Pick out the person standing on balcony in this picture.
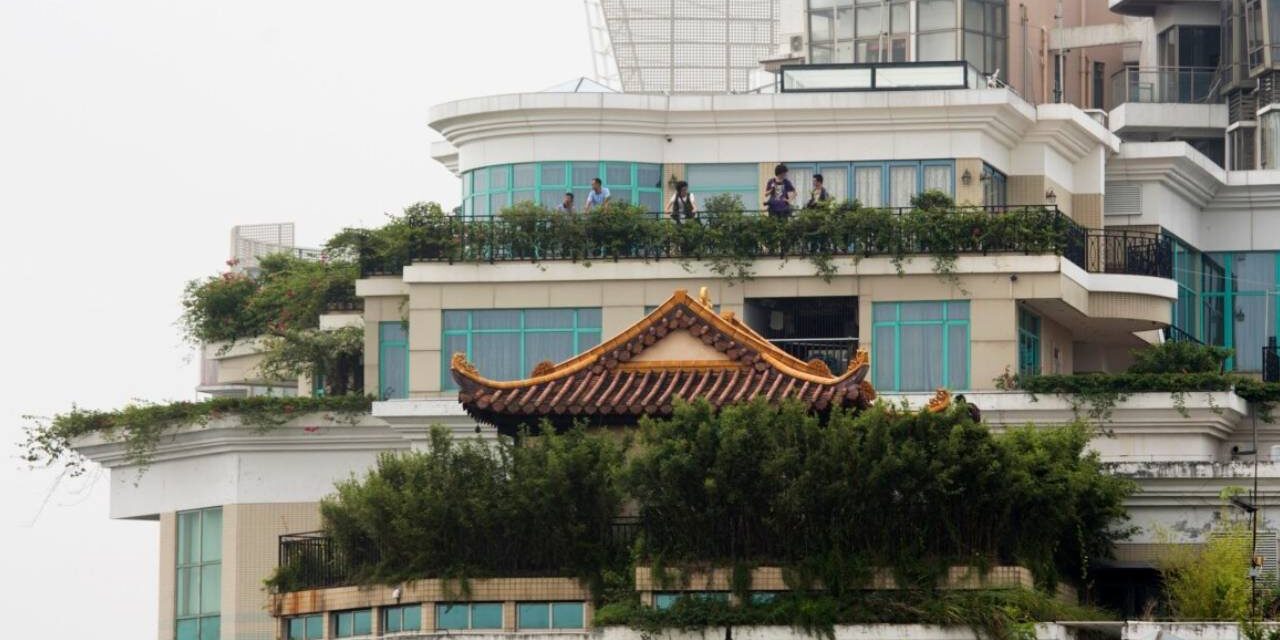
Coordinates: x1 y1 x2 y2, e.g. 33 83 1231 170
554 192 575 214
806 174 831 209
764 163 796 218
584 177 611 213
668 180 697 222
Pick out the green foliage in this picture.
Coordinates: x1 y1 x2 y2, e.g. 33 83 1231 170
257 326 365 396
344 200 1072 283
20 395 372 475
180 253 359 345
1129 341 1232 374
593 589 1108 640
1157 500 1256 620
624 399 1134 591
307 426 625 589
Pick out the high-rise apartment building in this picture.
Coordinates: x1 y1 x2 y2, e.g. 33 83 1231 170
57 1 1280 638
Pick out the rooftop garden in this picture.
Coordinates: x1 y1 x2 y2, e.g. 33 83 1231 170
270 398 1130 638
334 194 1170 281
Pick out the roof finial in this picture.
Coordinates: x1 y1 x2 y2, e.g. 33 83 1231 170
698 286 713 308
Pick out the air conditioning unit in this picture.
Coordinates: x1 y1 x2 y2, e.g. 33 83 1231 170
790 35 804 53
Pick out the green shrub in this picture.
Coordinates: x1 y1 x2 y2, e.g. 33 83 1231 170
624 399 1134 591
315 426 625 587
1129 340 1233 374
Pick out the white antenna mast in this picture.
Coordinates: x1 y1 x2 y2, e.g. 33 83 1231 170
583 0 622 90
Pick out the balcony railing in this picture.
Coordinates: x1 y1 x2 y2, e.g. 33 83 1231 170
277 531 364 591
1109 66 1222 110
769 337 859 373
1062 227 1172 280
360 206 1173 281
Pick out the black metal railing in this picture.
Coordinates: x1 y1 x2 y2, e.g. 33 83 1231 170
1163 325 1203 345
770 337 859 372
277 531 362 591
363 205 1174 280
1264 338 1280 383
1062 226 1172 279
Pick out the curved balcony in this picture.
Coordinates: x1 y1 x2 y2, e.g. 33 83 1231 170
357 206 1172 280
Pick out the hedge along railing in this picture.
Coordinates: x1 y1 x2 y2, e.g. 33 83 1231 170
356 204 1172 281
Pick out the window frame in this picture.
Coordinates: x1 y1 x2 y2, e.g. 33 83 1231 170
441 308 603 391
871 300 971 391
331 609 373 638
463 162 663 216
286 614 324 640
435 602 504 631
378 321 409 400
175 507 222 640
516 601 586 630
381 604 422 634
1017 308 1042 377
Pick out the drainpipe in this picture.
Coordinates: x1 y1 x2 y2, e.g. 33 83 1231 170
1041 26 1049 103
1021 4 1029 98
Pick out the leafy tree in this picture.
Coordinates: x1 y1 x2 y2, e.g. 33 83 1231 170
1157 494 1256 620
625 399 1133 592
257 326 364 396
315 426 625 587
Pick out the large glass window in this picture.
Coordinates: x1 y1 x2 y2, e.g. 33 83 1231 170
981 162 1007 207
286 614 323 640
788 160 955 208
1204 251 1278 371
437 603 503 630
332 609 372 638
872 301 970 391
378 321 409 400
1017 309 1041 377
463 162 663 215
517 602 585 630
653 592 730 610
176 507 221 640
383 605 422 634
685 163 759 209
961 0 1007 75
443 308 603 389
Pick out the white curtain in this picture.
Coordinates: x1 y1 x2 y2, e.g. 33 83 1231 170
823 167 850 201
889 165 917 208
789 166 815 204
856 167 882 207
923 165 953 195
900 325 943 391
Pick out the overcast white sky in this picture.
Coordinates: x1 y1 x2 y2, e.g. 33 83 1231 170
0 2 591 637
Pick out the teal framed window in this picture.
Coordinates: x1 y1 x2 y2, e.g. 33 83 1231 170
436 603 503 630
1205 251 1279 371
516 602 585 630
653 592 730 610
382 604 422 633
1017 309 1041 377
1170 233 1205 341
332 609 372 638
442 308 602 389
176 507 221 640
981 163 1007 207
749 592 781 604
871 301 970 391
824 160 956 208
685 163 759 209
378 322 409 400
463 162 663 215
286 614 323 640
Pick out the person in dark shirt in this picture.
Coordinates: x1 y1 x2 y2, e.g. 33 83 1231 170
806 173 831 209
763 163 796 218
668 180 697 222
